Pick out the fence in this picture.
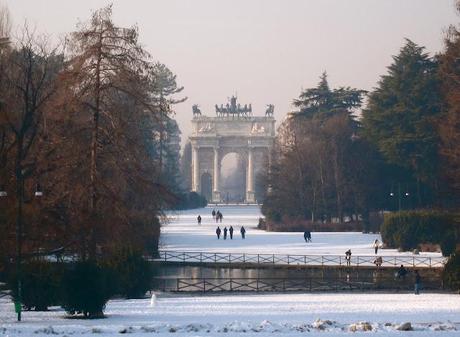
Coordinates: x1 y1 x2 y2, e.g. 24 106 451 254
153 276 442 293
155 250 446 268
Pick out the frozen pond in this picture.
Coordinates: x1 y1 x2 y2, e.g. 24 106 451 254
161 205 441 258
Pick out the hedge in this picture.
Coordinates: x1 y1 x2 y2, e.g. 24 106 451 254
381 210 458 256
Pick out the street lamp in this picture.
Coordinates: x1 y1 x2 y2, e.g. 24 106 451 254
0 182 43 321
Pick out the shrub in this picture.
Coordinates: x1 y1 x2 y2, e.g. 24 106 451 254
104 249 154 299
381 210 458 256
443 252 460 292
8 260 63 311
61 261 116 318
174 192 207 210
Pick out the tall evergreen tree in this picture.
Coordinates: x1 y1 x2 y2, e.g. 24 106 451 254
362 39 442 206
293 72 365 119
439 12 460 206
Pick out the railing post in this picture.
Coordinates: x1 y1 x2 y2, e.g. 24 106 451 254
321 255 324 267
214 253 217 263
339 255 342 266
164 251 167 262
357 256 360 267
413 256 415 267
203 278 206 293
394 256 396 266
429 257 432 268
243 253 246 263
176 278 179 292
272 254 275 264
182 252 185 262
256 278 259 292
304 255 307 265
258 254 260 264
287 255 290 265
229 253 231 264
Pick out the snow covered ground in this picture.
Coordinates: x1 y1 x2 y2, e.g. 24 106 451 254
1 292 459 336
1 205 456 336
161 206 442 258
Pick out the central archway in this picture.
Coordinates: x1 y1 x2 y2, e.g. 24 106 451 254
220 152 246 203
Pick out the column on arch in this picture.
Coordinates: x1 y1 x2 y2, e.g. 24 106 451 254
191 145 200 192
212 147 221 202
246 147 255 203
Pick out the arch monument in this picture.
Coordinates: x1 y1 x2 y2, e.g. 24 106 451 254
190 97 275 203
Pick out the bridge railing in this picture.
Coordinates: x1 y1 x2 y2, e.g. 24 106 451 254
155 250 446 268
153 276 443 293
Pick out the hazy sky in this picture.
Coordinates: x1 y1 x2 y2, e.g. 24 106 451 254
3 0 459 147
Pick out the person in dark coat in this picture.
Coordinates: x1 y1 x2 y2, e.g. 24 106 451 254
223 227 228 240
215 211 220 223
345 249 352 266
216 226 221 239
229 226 234 239
197 215 202 225
240 226 246 239
414 270 421 295
304 231 311 242
212 209 216 219
397 264 408 279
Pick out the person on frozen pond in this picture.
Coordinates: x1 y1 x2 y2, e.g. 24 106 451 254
216 226 221 239
223 227 228 240
240 226 246 239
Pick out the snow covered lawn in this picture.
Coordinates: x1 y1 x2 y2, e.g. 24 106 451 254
161 206 442 258
0 292 459 336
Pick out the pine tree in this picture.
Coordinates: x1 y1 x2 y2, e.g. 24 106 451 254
362 39 442 206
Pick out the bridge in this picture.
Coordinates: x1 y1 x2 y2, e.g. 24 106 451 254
155 250 446 269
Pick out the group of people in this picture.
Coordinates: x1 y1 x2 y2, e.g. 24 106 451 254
212 209 223 223
303 231 312 242
216 226 246 240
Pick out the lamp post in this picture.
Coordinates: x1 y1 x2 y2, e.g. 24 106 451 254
0 182 43 322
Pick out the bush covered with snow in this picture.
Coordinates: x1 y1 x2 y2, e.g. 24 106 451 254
381 210 457 256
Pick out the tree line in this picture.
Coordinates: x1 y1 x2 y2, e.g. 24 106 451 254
262 16 460 230
0 5 186 268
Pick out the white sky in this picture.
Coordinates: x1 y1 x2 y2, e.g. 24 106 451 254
3 0 459 149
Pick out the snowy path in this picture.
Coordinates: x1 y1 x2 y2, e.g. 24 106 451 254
0 293 459 336
161 206 442 258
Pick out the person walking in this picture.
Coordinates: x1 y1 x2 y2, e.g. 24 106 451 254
212 209 216 220
373 239 380 254
229 226 234 240
219 212 223 223
223 226 228 240
197 215 202 225
240 226 246 239
216 226 221 239
215 211 220 223
304 231 309 243
396 264 408 279
373 256 383 269
345 249 352 267
414 270 421 295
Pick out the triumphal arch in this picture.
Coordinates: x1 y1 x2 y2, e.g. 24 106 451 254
189 96 275 203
